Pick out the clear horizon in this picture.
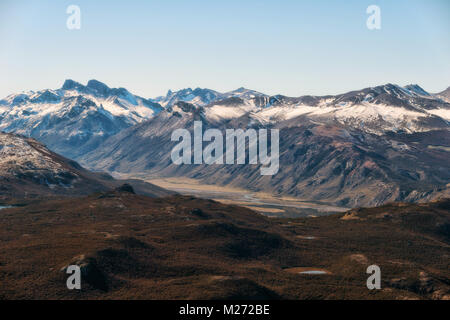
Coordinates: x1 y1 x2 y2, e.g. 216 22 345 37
1 0 449 99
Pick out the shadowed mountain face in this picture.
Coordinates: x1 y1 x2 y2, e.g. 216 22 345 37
0 194 448 300
0 132 172 202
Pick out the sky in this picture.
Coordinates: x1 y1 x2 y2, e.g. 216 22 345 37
0 0 449 99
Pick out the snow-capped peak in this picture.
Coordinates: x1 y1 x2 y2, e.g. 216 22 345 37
0 80 164 159
404 84 430 97
62 79 85 91
155 87 222 107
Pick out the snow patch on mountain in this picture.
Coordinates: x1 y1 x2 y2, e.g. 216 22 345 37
0 133 69 181
205 101 259 121
427 108 450 121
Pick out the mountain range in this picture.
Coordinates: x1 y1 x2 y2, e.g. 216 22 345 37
1 80 449 207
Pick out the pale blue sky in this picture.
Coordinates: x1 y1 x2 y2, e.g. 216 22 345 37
1 0 449 98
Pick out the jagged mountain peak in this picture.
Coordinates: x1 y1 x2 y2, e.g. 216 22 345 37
156 86 267 108
404 84 430 96
156 87 222 108
86 79 111 95
62 79 129 98
62 79 85 91
331 83 433 106
223 87 267 100
227 87 264 95
371 83 409 95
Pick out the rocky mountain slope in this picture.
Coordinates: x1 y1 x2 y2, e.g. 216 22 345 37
0 132 171 201
80 85 450 207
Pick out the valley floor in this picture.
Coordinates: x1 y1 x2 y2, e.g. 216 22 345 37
143 176 349 218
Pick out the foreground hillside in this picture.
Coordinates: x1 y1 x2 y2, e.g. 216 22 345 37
0 192 448 300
